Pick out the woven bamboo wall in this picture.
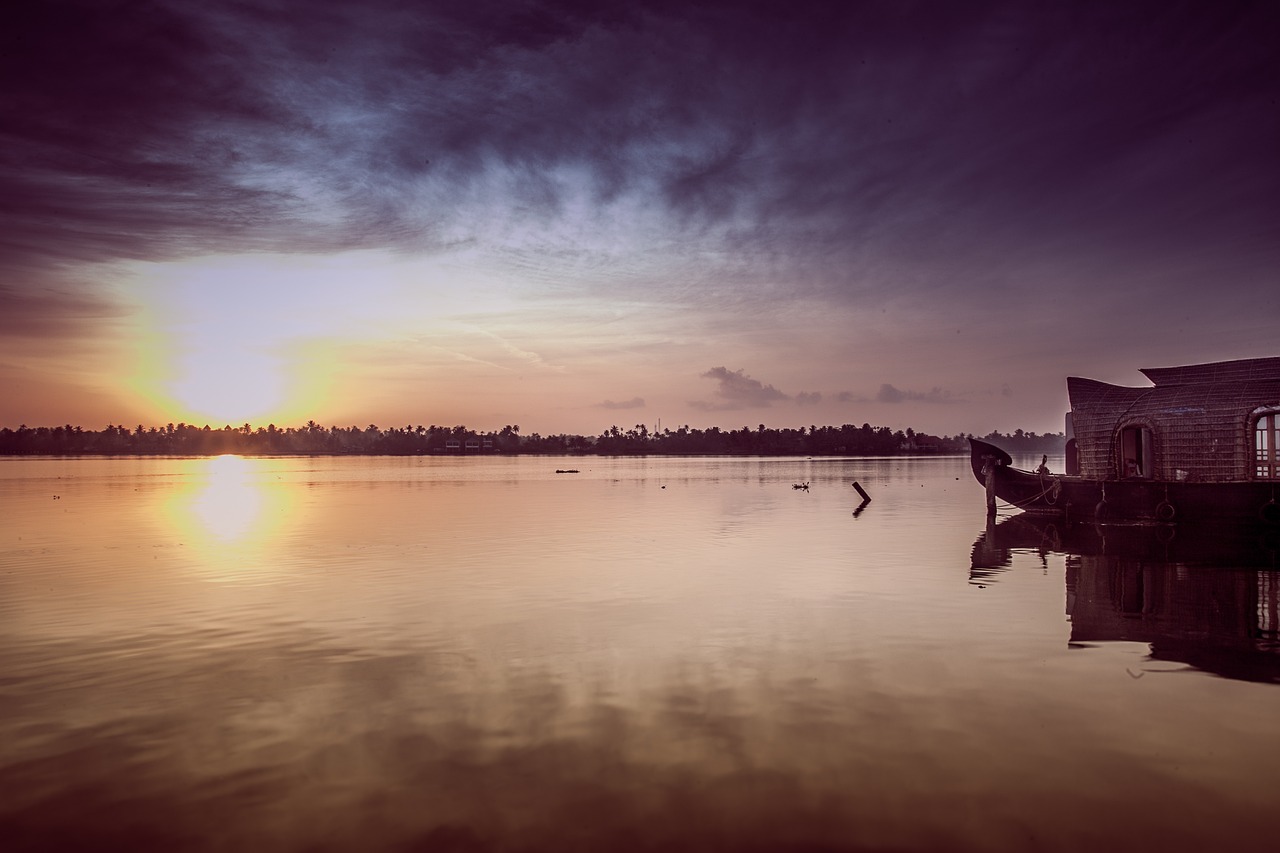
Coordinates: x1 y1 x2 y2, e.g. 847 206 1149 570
1067 374 1280 483
1067 378 1145 480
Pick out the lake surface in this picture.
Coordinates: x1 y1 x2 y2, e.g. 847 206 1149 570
2 454 1278 852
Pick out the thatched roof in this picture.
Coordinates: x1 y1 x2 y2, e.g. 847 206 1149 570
1068 358 1280 482
1140 356 1280 387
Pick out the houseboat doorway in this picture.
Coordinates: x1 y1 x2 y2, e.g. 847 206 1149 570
1119 425 1153 478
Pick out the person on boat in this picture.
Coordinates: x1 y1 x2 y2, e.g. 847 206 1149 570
1124 457 1141 477
1036 455 1050 475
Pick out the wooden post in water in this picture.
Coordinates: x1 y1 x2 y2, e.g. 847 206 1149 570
850 480 871 517
984 461 997 517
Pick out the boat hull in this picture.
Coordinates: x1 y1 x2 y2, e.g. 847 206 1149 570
969 438 1280 525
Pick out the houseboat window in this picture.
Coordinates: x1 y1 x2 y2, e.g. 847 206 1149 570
1256 413 1280 479
1119 426 1152 478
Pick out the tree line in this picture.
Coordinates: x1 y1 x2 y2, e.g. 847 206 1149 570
0 421 1065 456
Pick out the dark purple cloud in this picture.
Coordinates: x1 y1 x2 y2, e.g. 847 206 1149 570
0 286 126 339
8 2 1274 253
3 0 1278 355
694 366 788 410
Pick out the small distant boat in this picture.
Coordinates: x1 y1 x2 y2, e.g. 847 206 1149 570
970 357 1280 525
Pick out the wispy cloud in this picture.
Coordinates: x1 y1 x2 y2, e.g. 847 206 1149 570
876 384 958 405
597 397 645 410
8 0 1273 298
692 367 788 411
795 391 823 407
0 286 126 339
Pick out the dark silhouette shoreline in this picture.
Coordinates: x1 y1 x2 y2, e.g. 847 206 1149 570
0 422 1064 457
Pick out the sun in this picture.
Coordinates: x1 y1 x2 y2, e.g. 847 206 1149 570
119 248 480 427
168 346 289 425
122 253 369 425
130 314 313 426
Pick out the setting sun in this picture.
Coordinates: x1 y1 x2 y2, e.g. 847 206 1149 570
120 253 400 425
168 345 287 425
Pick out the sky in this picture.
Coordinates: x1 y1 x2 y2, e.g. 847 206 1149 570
3 0 1278 437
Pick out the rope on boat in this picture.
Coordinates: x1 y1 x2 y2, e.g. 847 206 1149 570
1036 468 1062 506
1001 471 1064 510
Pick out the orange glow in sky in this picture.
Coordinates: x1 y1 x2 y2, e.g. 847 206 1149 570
123 252 414 425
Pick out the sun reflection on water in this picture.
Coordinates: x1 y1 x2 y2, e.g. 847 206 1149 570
163 456 293 576
191 455 263 541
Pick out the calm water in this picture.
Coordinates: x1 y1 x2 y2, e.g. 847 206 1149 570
2 454 1278 852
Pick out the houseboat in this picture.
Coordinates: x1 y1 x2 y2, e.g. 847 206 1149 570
970 357 1280 525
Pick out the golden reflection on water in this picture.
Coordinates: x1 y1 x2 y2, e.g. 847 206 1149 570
162 455 292 571
189 455 260 541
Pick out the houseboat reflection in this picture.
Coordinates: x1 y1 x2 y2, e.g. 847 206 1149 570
972 515 1280 683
